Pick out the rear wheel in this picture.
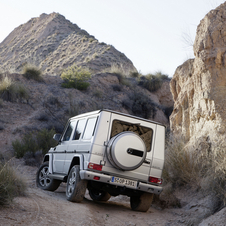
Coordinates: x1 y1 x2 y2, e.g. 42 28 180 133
130 192 154 212
89 188 111 202
66 165 87 202
36 162 61 191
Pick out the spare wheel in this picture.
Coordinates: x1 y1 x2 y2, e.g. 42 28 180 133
107 131 147 171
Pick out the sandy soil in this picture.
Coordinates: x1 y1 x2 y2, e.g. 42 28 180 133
0 159 188 226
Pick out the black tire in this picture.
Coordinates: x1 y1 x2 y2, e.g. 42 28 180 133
89 188 111 202
130 192 154 212
36 162 61 191
66 165 87 202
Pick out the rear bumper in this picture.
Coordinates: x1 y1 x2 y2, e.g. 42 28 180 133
80 170 162 195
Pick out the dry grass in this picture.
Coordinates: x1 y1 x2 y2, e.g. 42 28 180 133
0 160 26 205
0 76 29 102
22 64 43 82
61 64 91 90
163 135 226 206
102 63 137 78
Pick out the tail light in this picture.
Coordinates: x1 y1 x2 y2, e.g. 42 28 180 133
149 176 162 185
88 162 102 171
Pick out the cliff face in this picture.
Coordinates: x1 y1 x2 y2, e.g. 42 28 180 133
0 13 136 75
170 2 226 149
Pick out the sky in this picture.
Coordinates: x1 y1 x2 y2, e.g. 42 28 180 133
0 0 225 77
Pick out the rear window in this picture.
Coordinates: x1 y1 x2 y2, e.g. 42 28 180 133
110 120 153 152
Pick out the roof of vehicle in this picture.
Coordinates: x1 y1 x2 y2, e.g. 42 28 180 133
70 109 165 127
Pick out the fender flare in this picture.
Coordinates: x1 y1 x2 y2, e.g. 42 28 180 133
68 154 84 174
43 153 53 174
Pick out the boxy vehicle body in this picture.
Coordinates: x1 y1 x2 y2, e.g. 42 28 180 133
36 109 165 212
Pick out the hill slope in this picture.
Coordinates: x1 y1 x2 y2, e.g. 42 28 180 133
0 13 136 75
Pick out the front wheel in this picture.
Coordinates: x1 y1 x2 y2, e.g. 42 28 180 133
36 162 61 191
130 192 154 212
89 188 111 202
66 165 87 202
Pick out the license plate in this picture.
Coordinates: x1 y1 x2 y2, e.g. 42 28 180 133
111 176 137 188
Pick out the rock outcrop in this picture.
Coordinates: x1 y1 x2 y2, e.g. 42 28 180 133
170 2 226 150
0 13 136 75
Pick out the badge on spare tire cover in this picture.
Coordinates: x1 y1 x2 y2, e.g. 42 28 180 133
107 131 147 170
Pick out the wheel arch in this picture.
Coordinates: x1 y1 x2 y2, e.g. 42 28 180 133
43 154 50 162
68 154 84 174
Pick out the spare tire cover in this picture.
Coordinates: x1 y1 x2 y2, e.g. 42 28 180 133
107 131 147 171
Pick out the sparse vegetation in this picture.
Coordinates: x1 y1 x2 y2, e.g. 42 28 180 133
139 71 170 92
0 76 29 102
93 89 103 98
61 64 91 90
0 161 26 205
22 64 43 82
112 84 122 92
103 63 135 78
12 128 57 159
163 136 226 208
122 92 157 119
115 73 131 86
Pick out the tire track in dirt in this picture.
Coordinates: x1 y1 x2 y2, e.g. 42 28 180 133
4 159 181 226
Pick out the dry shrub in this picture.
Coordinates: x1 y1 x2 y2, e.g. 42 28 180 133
61 64 91 90
139 71 169 92
102 63 137 78
0 161 26 205
163 135 226 207
0 76 29 102
22 64 43 82
164 137 201 187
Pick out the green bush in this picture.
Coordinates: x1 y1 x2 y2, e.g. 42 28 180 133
36 128 57 155
0 76 29 102
12 133 38 158
12 128 57 158
139 71 169 92
22 65 43 82
61 64 91 90
0 161 26 205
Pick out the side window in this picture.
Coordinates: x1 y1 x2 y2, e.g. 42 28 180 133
83 117 98 140
73 119 86 140
62 120 77 141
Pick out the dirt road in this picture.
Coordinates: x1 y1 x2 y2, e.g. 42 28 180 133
0 159 206 226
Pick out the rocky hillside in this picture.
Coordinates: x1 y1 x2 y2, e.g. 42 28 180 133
170 2 226 151
0 13 136 75
0 72 172 157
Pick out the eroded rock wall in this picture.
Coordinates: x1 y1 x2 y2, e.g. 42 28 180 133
170 2 226 149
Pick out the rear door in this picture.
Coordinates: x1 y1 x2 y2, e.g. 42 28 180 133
103 114 156 181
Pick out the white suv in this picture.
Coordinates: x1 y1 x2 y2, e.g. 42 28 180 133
36 109 165 212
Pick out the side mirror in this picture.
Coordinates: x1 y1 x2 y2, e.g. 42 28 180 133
53 134 61 142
